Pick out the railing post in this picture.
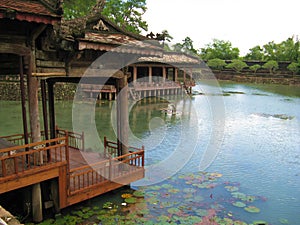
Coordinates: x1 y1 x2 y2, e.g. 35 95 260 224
104 136 107 158
65 132 70 172
81 131 85 151
108 155 112 181
142 146 145 167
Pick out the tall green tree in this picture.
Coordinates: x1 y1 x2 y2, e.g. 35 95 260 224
244 45 264 61
200 39 239 60
262 37 300 62
102 0 148 34
173 37 198 55
63 0 98 19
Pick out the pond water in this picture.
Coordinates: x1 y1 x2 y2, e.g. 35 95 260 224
1 81 299 225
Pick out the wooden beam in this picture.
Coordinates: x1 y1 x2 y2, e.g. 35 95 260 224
0 43 30 56
32 72 67 77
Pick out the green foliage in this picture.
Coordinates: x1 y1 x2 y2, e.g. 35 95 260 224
249 64 261 74
262 60 279 74
226 59 248 73
244 45 264 60
207 58 227 71
173 36 198 55
200 39 240 60
287 62 299 75
263 37 300 62
63 0 97 19
102 0 148 34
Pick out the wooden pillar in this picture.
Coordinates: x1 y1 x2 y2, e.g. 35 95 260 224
19 56 29 146
41 80 49 141
47 81 56 140
116 74 129 156
183 69 186 83
133 66 137 83
174 68 178 82
162 66 166 82
28 25 46 223
148 66 152 83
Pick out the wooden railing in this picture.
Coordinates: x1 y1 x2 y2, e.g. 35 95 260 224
69 149 144 195
56 128 84 150
0 137 69 179
1 128 84 151
0 134 25 146
103 137 144 158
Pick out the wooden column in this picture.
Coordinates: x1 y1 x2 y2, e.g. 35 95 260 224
148 66 152 83
162 67 166 82
19 56 29 146
116 74 129 156
133 66 137 83
174 68 178 82
48 81 56 140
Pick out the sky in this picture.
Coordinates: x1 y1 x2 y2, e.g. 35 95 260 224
142 0 299 56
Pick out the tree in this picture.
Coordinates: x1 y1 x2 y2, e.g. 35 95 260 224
287 62 299 75
244 45 264 61
262 60 279 74
262 37 300 62
207 58 227 71
249 64 261 74
63 0 98 19
173 36 198 55
102 0 148 34
226 59 248 73
200 39 240 60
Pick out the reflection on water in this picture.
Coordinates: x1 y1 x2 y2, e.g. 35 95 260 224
1 82 300 224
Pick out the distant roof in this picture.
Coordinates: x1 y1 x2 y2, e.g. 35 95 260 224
59 15 163 57
78 32 163 56
0 0 62 24
138 52 201 66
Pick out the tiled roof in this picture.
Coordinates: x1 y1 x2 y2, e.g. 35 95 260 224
0 0 61 24
138 52 201 66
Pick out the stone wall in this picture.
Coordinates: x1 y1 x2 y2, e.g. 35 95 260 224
0 81 77 101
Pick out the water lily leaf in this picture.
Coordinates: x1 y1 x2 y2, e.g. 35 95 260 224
125 197 137 204
133 190 145 198
252 220 268 225
232 201 246 208
121 193 133 199
183 188 197 193
167 207 180 214
231 192 247 199
161 184 173 189
244 206 260 213
279 218 289 224
225 185 239 192
168 188 180 193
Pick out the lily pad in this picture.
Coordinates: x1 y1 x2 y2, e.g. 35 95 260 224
232 201 246 208
279 218 289 224
252 220 268 225
167 207 180 214
133 190 145 198
231 192 247 199
125 197 137 204
225 185 239 192
244 206 260 213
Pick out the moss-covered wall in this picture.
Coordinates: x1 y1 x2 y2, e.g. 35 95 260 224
0 81 77 101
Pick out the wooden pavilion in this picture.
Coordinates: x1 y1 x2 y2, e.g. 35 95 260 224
0 0 162 222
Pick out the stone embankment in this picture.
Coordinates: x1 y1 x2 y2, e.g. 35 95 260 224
0 205 22 225
0 81 76 101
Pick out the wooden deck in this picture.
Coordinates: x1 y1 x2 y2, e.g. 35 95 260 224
0 130 144 209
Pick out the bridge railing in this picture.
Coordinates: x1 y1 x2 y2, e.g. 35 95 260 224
0 136 69 180
68 148 144 195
